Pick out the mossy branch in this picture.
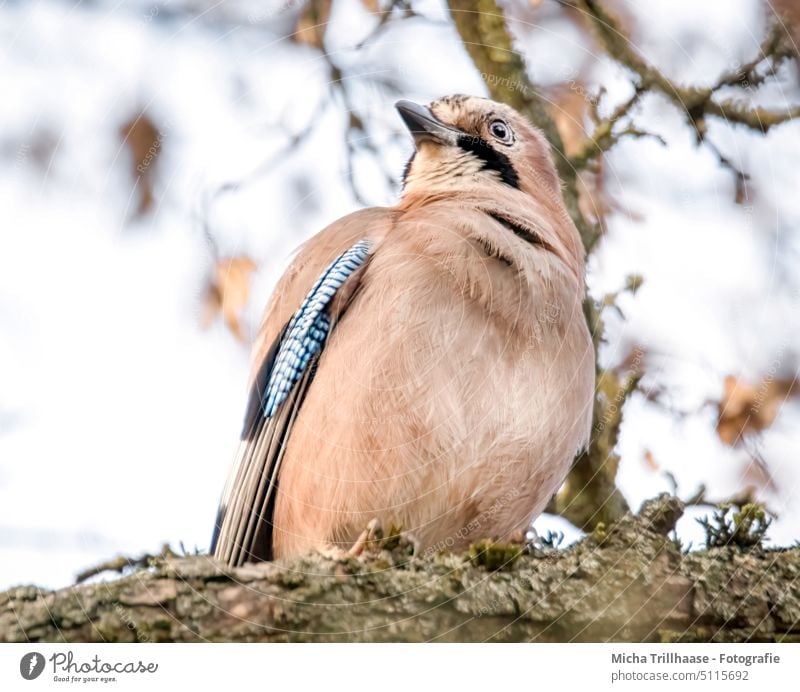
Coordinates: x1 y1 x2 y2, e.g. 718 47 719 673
568 86 666 172
3 496 799 643
575 0 800 135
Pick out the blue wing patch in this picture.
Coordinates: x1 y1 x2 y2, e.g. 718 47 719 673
261 238 371 418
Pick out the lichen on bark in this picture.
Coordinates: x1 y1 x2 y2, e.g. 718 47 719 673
3 495 799 643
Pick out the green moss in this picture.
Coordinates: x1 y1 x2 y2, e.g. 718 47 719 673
4 496 800 643
278 570 306 589
733 504 771 546
775 633 800 643
658 629 693 643
697 503 772 548
467 540 523 571
592 522 609 545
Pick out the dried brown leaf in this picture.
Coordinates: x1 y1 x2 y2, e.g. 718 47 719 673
716 374 797 445
643 449 659 471
118 112 162 217
293 0 331 49
549 87 589 158
202 256 258 343
548 86 614 224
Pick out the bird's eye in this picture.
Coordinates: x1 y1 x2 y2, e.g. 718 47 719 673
489 119 513 143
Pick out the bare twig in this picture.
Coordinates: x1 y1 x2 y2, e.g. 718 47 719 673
354 0 417 50
569 87 666 170
575 0 800 134
74 544 175 584
199 99 327 258
321 55 397 205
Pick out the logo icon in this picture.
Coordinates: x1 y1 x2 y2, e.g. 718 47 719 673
20 652 45 680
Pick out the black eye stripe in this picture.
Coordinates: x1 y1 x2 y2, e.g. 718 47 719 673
456 135 520 189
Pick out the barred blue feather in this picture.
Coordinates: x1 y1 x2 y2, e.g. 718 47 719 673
261 239 371 417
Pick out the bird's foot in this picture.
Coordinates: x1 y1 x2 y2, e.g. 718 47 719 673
525 526 565 552
347 518 383 557
507 529 528 545
376 521 420 558
315 523 382 561
346 519 419 558
317 519 419 561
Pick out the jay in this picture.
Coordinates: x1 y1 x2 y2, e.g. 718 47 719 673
211 95 595 566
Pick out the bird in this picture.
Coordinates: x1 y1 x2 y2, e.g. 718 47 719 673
210 94 595 566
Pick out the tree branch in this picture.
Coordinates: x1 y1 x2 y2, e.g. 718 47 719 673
4 496 799 643
575 0 800 134
568 86 666 171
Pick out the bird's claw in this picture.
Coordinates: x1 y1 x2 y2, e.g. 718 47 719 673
347 517 383 557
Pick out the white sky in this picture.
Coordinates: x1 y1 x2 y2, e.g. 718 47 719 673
1 0 799 589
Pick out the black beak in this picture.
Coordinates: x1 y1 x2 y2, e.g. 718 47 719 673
395 100 461 146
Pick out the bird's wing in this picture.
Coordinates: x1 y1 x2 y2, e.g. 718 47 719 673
211 209 393 566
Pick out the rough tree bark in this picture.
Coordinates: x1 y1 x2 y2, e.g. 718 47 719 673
3 496 799 643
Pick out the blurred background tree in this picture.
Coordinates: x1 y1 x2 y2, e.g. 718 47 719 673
1 0 799 589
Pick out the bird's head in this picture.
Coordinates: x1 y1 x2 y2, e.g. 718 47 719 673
396 94 562 204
